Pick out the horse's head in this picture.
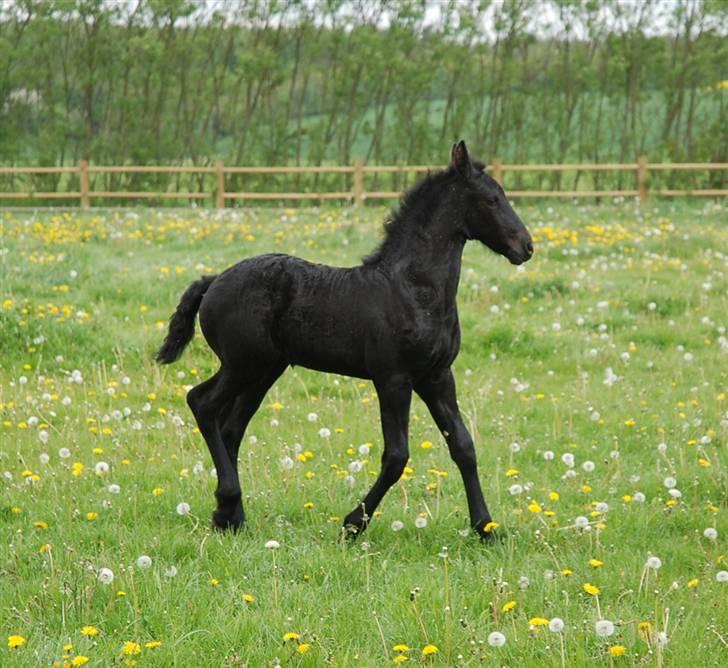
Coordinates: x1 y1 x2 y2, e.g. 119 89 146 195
450 140 533 265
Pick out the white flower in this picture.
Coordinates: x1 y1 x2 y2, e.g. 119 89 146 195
358 443 370 456
508 484 523 496
663 476 677 489
94 461 109 475
595 619 615 637
668 488 682 499
391 520 404 532
193 461 205 474
39 452 50 465
38 430 49 444
549 618 565 633
582 460 595 473
575 516 589 529
603 367 619 387
265 540 280 550
510 441 521 453
518 576 529 591
176 502 191 516
343 475 355 487
657 442 668 454
633 492 646 503
108 483 121 494
164 565 178 578
318 427 331 438
59 447 71 459
487 631 506 647
348 460 363 473
595 502 609 513
136 555 152 569
414 515 428 529
543 450 555 461
645 556 662 570
307 412 318 422
561 452 575 468
655 631 669 646
280 455 294 470
97 567 114 584
716 570 728 583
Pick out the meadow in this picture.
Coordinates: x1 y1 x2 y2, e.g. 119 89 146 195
1 199 727 667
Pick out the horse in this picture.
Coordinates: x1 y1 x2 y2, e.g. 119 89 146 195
156 140 533 539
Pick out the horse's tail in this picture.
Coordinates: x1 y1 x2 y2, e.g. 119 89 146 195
155 275 217 364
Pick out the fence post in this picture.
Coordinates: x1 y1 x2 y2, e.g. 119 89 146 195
637 156 648 203
79 160 90 208
353 160 364 206
492 158 503 186
215 160 225 208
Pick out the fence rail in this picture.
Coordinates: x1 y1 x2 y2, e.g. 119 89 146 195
0 159 725 207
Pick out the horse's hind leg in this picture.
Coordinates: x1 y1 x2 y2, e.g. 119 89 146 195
216 364 287 529
186 369 245 530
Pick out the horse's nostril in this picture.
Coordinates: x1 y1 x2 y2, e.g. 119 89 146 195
525 240 534 256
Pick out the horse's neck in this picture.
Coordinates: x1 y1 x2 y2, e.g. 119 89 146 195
398 232 466 308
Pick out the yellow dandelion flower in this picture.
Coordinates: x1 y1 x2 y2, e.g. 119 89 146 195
71 657 90 666
529 617 549 626
8 635 26 649
270 402 284 410
420 440 433 449
392 644 410 652
483 521 499 533
589 559 604 568
297 643 311 654
151 487 164 496
422 644 439 656
209 578 219 586
527 501 542 513
116 590 127 597
243 593 255 603
80 626 99 636
687 578 699 588
561 569 573 576
393 656 409 664
33 520 48 529
505 468 519 477
122 641 141 656
502 600 517 613
283 632 300 642
145 640 162 649
64 644 74 651
583 582 600 596
549 491 560 501
609 645 626 657
86 512 98 521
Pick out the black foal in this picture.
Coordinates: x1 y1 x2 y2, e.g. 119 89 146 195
157 141 533 538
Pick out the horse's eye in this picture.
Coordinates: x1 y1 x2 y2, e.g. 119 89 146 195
487 195 498 206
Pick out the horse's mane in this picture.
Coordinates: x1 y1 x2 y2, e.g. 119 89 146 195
362 166 456 266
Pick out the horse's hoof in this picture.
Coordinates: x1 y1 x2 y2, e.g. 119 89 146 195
212 507 245 532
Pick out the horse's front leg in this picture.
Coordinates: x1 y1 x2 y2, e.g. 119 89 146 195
415 368 494 539
343 376 412 537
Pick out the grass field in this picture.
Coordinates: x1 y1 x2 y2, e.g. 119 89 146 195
1 199 727 667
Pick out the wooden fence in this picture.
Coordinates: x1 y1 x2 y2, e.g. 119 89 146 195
0 159 725 207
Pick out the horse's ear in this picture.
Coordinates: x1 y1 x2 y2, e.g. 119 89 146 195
451 140 471 176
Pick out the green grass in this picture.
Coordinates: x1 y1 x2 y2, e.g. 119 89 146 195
1 200 727 666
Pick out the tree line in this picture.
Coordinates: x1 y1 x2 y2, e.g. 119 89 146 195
1 0 726 195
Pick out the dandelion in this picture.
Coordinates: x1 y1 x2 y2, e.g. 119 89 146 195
164 566 178 578
243 593 255 603
283 632 300 642
265 540 280 549
656 632 669 646
529 617 549 627
487 631 506 647
86 512 98 521
94 461 109 475
703 528 718 541
59 447 71 459
609 645 626 657
391 520 404 532
414 515 428 529
549 618 565 633
663 476 677 489
483 521 499 533
97 567 114 584
422 644 438 656
307 412 318 422
589 559 604 568
8 635 26 649
122 641 141 655
645 556 662 570
297 643 312 654
393 644 410 652
595 619 615 637
108 483 121 494
716 571 728 583
72 657 90 666
145 641 162 649
136 555 152 569
502 600 517 613
152 486 164 496
80 626 98 636
583 583 600 596
176 502 191 515
561 452 575 468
